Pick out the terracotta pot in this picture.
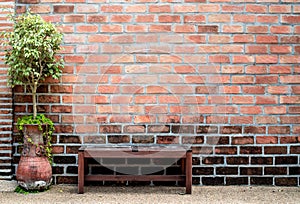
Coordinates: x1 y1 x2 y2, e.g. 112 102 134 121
16 124 52 190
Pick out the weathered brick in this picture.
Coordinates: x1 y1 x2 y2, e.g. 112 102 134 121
241 167 263 175
226 177 248 185
108 135 130 144
202 177 224 185
275 178 298 186
250 177 273 185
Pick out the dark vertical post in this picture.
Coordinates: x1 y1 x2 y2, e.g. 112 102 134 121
185 150 192 194
78 150 84 194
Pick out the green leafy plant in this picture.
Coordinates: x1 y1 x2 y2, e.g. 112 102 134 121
3 11 64 119
14 185 49 194
17 114 54 164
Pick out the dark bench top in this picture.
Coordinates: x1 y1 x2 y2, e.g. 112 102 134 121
79 145 192 158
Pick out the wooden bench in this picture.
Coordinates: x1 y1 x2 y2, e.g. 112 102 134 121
78 145 192 194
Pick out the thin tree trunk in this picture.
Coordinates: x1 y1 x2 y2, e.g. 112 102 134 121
32 83 37 119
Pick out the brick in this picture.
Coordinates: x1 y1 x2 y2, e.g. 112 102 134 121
256 96 277 104
250 177 273 185
159 15 180 23
289 107 300 114
230 116 253 124
198 26 218 33
244 126 266 134
246 45 267 54
149 5 171 12
206 136 229 145
292 86 300 94
227 157 249 165
99 125 121 133
232 96 254 104
265 146 287 154
240 147 262 155
53 5 74 13
246 5 267 13
220 86 240 94
209 55 229 63
18 0 39 3
242 86 265 94
111 15 132 23
202 157 224 165
275 156 298 165
174 5 196 12
256 136 278 144
101 5 123 12
290 146 300 154
289 167 300 175
108 135 130 144
257 15 278 23
247 26 268 34
275 178 298 186
88 35 109 43
84 136 105 144
172 125 194 134
182 136 204 144
280 116 300 124
268 126 290 134
270 66 292 74
281 36 300 44
232 55 254 64
134 115 156 123
232 137 254 145
193 167 214 175
126 5 146 13
234 15 255 23
132 136 154 144
87 15 107 23
270 26 291 34
251 157 273 165
76 4 98 13
226 177 249 185
282 15 300 24
110 115 131 123
264 106 286 114
215 147 237 155
184 15 205 23
136 15 155 22
54 156 76 164
202 177 224 185
174 25 195 33
64 15 84 23
222 25 243 33
209 35 230 44
269 5 291 13
126 25 147 33
148 125 170 133
222 5 244 12
208 14 230 23
156 136 179 144
216 167 238 175
101 25 123 33
257 76 279 84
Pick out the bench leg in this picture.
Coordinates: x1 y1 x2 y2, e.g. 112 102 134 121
185 151 192 194
78 151 84 194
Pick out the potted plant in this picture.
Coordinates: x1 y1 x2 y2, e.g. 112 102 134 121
3 12 64 190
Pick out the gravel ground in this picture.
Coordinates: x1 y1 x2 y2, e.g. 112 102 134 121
0 180 300 204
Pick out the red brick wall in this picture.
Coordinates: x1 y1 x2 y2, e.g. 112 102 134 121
0 0 14 179
7 0 300 185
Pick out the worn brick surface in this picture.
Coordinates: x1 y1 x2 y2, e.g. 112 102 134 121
0 0 299 186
